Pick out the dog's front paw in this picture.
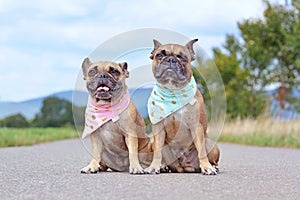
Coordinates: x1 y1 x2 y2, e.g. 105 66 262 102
144 165 161 174
200 163 218 175
81 162 100 174
129 164 144 175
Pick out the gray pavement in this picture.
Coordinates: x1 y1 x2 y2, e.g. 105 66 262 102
0 138 299 200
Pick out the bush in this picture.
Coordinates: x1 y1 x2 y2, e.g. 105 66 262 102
32 97 75 127
0 113 30 128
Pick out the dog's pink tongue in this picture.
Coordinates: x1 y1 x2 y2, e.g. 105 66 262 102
97 86 110 92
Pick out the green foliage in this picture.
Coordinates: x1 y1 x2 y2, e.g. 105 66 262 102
32 97 75 127
0 97 83 129
209 0 300 119
286 95 300 112
0 113 30 128
192 52 226 122
261 0 300 86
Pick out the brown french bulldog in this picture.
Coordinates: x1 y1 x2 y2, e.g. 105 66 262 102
145 39 220 175
80 58 152 174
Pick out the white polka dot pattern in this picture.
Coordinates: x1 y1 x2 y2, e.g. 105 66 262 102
147 76 197 124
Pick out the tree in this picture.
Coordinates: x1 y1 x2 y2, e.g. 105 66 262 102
0 113 30 128
197 34 266 119
261 0 300 86
210 0 300 118
211 42 256 119
32 97 74 127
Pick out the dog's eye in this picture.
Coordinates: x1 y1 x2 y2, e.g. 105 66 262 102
109 67 120 76
88 68 97 77
177 54 188 62
155 53 163 60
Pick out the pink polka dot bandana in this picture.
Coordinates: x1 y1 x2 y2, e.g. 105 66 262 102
82 91 130 138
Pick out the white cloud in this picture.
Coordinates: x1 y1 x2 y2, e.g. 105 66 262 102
0 0 89 16
0 45 83 101
0 0 270 101
100 0 265 32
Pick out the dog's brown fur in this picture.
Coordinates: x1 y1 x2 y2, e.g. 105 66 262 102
80 58 152 174
145 40 220 175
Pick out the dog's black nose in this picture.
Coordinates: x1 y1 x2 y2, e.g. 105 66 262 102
165 56 177 63
99 73 108 78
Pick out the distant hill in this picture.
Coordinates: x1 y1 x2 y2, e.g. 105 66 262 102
0 90 87 119
0 88 153 119
3 87 297 120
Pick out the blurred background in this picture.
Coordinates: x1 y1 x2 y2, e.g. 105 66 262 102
0 0 299 148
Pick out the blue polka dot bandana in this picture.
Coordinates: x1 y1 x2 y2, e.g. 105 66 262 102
147 76 197 124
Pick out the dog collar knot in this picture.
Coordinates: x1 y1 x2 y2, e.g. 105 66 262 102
147 76 197 124
82 91 130 138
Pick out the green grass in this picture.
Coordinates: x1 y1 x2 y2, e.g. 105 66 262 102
0 127 79 147
219 132 300 148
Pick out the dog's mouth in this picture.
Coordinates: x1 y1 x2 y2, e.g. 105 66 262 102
161 66 186 79
154 62 189 88
96 84 111 93
94 83 115 100
155 65 187 82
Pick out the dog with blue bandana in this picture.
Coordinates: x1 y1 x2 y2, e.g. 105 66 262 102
145 39 220 175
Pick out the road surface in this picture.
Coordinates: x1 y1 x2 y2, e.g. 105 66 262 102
0 138 299 200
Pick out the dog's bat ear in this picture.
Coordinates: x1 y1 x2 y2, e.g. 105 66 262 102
82 57 92 80
119 62 129 78
185 39 198 61
153 39 162 49
150 39 162 60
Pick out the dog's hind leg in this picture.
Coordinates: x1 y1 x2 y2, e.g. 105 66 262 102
206 138 220 173
162 145 184 173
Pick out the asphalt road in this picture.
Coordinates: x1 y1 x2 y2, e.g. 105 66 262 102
0 138 299 200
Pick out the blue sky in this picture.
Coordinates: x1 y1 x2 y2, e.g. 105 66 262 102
0 0 285 102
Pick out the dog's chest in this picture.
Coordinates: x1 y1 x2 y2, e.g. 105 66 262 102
99 121 128 151
97 121 130 171
164 103 199 143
